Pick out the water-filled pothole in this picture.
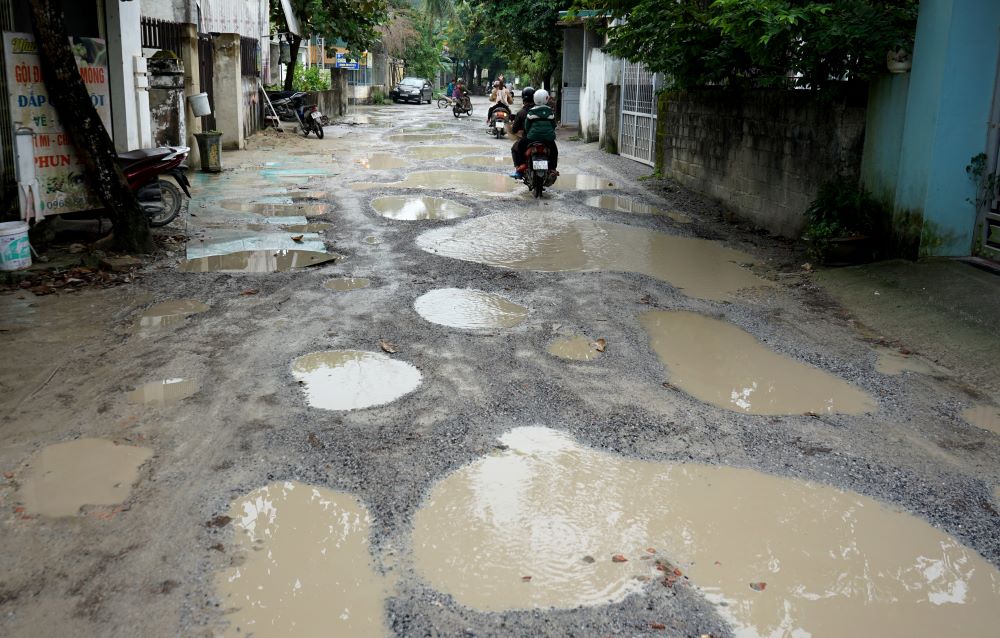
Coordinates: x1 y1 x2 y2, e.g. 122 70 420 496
386 133 458 142
460 155 509 167
547 336 603 361
409 145 494 159
215 481 387 637
642 310 874 415
179 250 337 273
371 196 470 220
585 194 691 222
875 348 938 376
354 170 519 194
128 378 198 405
414 288 528 329
962 405 1000 435
19 439 152 517
325 277 371 291
416 212 768 300
549 174 616 190
137 300 209 331
357 154 408 170
217 198 331 217
412 426 1000 635
291 350 422 410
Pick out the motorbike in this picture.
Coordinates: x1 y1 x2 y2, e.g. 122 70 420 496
521 142 558 198
452 95 473 118
116 146 191 227
487 105 510 138
267 90 325 139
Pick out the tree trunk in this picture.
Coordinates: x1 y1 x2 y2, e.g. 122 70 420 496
284 35 302 91
30 0 152 253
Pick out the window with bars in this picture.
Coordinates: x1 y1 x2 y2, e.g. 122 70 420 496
240 37 259 77
140 17 183 57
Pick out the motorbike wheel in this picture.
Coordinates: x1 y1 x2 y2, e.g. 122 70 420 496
437 97 449 108
453 108 460 118
532 174 543 199
301 121 311 138
314 121 324 139
147 179 183 227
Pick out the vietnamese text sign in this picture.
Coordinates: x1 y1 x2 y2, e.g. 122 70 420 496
334 51 359 70
3 32 112 215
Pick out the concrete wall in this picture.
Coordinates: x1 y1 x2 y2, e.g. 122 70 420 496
306 75 348 118
212 34 244 150
603 83 620 154
106 0 146 151
579 45 616 144
148 57 186 146
655 88 868 237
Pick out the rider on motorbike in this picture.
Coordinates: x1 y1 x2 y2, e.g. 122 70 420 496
510 86 535 178
453 79 471 111
487 80 513 124
511 88 557 178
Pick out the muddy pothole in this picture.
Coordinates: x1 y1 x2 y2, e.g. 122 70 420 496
416 212 769 300
214 481 388 637
216 198 331 217
354 170 520 194
961 405 1000 435
412 427 1000 636
324 277 371 292
128 378 198 405
291 350 422 410
414 288 528 330
357 154 408 170
137 300 209 332
371 196 470 221
19 439 152 517
408 145 494 160
584 194 691 222
179 250 337 273
547 336 603 361
641 310 875 415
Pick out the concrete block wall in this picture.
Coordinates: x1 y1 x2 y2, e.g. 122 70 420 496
656 88 868 237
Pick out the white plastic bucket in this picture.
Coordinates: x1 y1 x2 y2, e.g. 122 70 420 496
0 221 31 271
188 92 212 117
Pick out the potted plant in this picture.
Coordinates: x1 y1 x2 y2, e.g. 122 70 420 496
886 48 911 74
802 179 888 266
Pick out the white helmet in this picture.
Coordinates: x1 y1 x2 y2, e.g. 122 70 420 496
533 88 549 105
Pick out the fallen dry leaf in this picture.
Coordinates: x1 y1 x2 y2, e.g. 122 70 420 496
206 515 232 529
521 575 532 582
290 235 304 243
210 543 225 552
611 554 628 563
650 623 666 630
593 338 607 353
240 288 259 296
646 547 656 554
3 472 13 479
379 339 398 354
750 581 767 591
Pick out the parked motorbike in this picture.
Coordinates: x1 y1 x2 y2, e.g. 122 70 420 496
116 146 191 227
488 105 510 138
267 90 325 139
521 142 558 198
452 95 473 118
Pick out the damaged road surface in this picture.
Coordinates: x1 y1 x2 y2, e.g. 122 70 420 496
2 96 999 638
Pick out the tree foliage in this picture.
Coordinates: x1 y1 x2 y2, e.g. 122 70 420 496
272 0 390 89
466 0 572 87
577 0 918 90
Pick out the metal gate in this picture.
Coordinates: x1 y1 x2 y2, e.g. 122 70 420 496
197 33 217 131
619 60 659 165
978 51 1000 260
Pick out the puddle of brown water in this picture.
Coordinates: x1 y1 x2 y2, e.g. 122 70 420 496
371 196 470 221
216 481 388 637
325 277 371 291
291 350 422 410
641 310 874 415
386 133 458 142
19 439 152 517
354 170 519 194
416 212 768 300
547 336 602 361
412 427 1000 634
550 174 617 190
217 199 331 217
179 250 337 273
246 222 332 234
409 145 494 159
459 155 509 167
138 300 209 331
961 405 1000 435
128 378 198 405
414 288 528 329
363 236 381 245
585 194 691 223
357 154 408 170
875 348 939 376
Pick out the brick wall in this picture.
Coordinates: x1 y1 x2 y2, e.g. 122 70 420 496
656 88 867 237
